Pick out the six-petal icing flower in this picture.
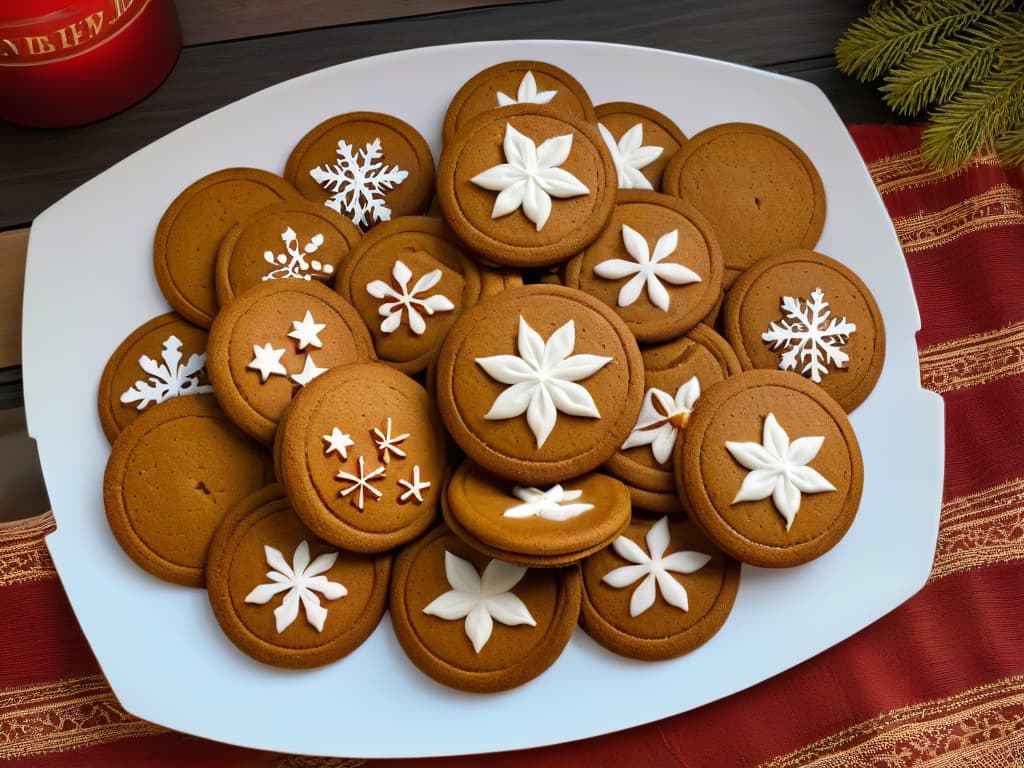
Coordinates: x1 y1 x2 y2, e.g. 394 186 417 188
594 225 702 312
244 540 348 633
503 484 594 521
423 551 536 653
470 123 590 231
476 316 613 449
495 70 558 107
598 122 664 190
621 376 701 465
366 259 455 336
602 517 711 617
725 412 837 530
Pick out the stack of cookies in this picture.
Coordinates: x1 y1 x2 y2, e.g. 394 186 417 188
99 60 884 692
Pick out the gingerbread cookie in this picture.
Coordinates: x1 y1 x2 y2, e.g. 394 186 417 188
442 60 596 146
662 123 825 287
154 167 301 328
215 199 362 307
603 325 742 514
594 102 687 191
436 104 616 268
580 515 740 660
444 460 631 567
563 191 723 344
98 312 212 444
103 394 273 587
677 370 863 568
206 279 374 443
389 524 581 692
284 112 434 229
435 284 644 485
276 362 447 553
206 484 391 668
335 216 482 375
723 249 885 412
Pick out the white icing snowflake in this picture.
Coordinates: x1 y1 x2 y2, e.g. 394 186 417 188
310 138 408 228
365 260 455 335
598 122 664 190
470 123 590 232
120 335 212 409
762 288 857 383
725 412 836 530
476 316 613 449
262 227 333 282
244 540 347 633
397 465 431 503
503 484 594 521
370 417 409 464
602 517 711 617
248 343 288 383
621 376 701 465
594 225 701 312
496 70 557 107
422 551 536 654
336 455 386 510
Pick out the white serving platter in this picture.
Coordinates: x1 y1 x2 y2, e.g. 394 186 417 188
22 40 945 758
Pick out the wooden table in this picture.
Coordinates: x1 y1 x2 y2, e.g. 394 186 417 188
0 0 897 520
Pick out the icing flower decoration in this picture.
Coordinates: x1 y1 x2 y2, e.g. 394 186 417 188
244 541 347 633
495 70 557 107
470 123 590 231
725 412 836 530
598 122 664 190
593 225 701 312
503 484 594 521
621 376 701 465
366 259 455 336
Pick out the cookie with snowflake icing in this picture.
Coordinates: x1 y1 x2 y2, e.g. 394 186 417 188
334 216 483 375
443 459 631 567
442 60 596 147
563 191 724 343
206 484 391 668
435 284 645 485
206 279 374 444
389 524 581 692
436 104 616 268
662 123 826 288
580 515 740 660
214 199 362 307
602 325 742 514
154 168 302 328
276 362 447 553
103 394 274 587
677 369 863 568
594 102 688 192
723 249 886 412
98 312 213 443
284 111 434 230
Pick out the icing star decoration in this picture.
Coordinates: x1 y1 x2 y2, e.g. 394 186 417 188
288 310 326 350
593 225 701 312
470 123 590 232
323 427 354 460
248 343 288 382
397 465 431 503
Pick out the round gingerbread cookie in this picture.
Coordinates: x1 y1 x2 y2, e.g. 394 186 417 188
103 394 273 587
594 102 687 191
443 459 631 567
580 515 740 660
563 191 723 344
98 312 213 444
277 362 447 553
284 112 434 230
442 60 597 147
389 524 581 692
206 280 374 443
335 216 483 375
723 249 885 412
206 484 391 668
603 325 742 514
215 199 362 307
436 104 616 268
662 123 826 287
435 284 644 485
154 168 301 328
676 370 863 568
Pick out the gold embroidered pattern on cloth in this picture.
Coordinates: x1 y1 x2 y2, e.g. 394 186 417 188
0 673 165 759
0 512 56 588
931 476 1024 582
891 183 1024 254
756 675 1024 768
273 756 366 768
919 322 1024 395
867 147 1000 195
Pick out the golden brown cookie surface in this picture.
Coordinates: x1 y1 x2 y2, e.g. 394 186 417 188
594 101 687 191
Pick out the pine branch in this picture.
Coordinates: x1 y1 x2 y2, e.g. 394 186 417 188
995 126 1024 165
